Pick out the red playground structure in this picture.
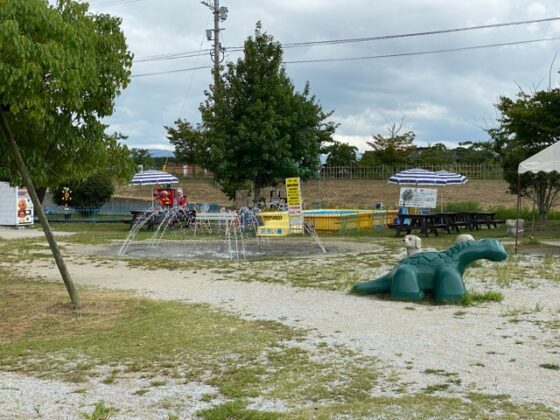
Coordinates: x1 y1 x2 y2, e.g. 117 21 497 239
153 185 187 208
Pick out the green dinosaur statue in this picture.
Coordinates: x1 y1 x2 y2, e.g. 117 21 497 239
352 238 507 302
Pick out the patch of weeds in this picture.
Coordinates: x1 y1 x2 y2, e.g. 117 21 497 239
101 370 119 385
197 400 281 420
539 363 560 370
133 389 149 396
285 392 556 418
423 383 450 393
200 393 216 402
423 369 458 377
501 303 543 317
150 379 167 387
81 401 115 420
454 310 467 317
461 290 503 306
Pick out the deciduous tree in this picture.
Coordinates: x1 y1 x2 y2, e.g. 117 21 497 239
489 88 560 220
194 23 336 200
322 141 358 167
0 0 133 306
366 121 416 166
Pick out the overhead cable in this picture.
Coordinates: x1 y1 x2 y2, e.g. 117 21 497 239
133 16 560 64
285 36 560 65
131 36 560 77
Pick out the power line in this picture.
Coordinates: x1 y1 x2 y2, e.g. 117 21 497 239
130 36 560 78
285 36 560 65
134 50 212 63
132 65 212 78
133 16 560 64
89 0 140 9
280 16 560 48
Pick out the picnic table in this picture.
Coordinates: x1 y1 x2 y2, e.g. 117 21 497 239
388 211 504 237
388 213 441 237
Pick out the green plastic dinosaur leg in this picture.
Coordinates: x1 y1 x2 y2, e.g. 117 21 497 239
434 267 465 302
391 266 424 301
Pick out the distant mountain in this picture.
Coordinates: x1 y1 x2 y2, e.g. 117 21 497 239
148 148 175 158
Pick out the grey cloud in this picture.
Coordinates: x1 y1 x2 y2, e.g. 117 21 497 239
88 0 560 150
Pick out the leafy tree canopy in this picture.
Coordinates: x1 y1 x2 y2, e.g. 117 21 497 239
489 88 560 220
131 148 155 170
0 0 134 186
416 143 454 165
366 121 416 166
456 140 499 164
166 119 207 166
171 23 336 199
322 141 358 166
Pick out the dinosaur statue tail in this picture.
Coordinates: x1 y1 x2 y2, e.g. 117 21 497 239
351 274 391 295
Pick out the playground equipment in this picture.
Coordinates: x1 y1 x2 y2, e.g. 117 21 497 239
351 238 507 302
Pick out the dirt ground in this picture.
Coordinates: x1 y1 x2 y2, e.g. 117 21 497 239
115 179 521 209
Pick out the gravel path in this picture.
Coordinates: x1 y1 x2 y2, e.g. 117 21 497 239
1 233 560 416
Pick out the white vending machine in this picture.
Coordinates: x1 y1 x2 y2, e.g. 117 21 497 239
0 182 34 226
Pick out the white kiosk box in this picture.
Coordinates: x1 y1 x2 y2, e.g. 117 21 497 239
0 182 34 226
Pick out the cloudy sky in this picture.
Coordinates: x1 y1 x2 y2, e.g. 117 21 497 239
84 0 560 153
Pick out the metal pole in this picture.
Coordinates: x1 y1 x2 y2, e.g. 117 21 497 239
213 0 220 88
514 174 521 254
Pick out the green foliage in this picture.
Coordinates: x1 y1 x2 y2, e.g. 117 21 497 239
52 175 114 211
456 141 499 164
365 121 416 166
166 119 207 166
416 143 454 165
323 141 358 166
445 201 483 212
461 290 504 306
130 148 155 170
489 205 560 221
0 0 133 187
193 23 336 199
490 89 560 220
81 401 115 420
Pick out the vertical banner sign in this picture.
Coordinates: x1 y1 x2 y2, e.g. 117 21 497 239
16 187 34 225
285 177 303 231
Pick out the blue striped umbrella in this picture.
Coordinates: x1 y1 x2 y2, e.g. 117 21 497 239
130 170 179 186
388 168 468 185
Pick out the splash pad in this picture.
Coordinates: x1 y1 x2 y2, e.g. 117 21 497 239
116 207 327 260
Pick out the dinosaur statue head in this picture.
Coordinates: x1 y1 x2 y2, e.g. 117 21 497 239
475 238 508 261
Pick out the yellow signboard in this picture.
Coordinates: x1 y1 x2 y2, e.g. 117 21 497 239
286 177 301 206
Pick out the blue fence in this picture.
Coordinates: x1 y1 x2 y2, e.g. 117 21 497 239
43 198 151 223
42 198 225 224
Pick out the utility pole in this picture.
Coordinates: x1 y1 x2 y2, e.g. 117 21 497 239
201 0 228 88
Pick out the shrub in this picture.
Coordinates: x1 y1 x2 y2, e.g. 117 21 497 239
445 201 482 212
52 175 114 215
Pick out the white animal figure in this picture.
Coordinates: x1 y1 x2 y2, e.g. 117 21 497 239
455 234 475 243
505 219 524 237
403 234 422 256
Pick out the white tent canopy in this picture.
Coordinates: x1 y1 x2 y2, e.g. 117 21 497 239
514 141 560 253
518 141 560 174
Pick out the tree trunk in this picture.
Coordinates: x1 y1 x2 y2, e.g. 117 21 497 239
36 187 47 204
0 113 80 307
253 182 261 208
